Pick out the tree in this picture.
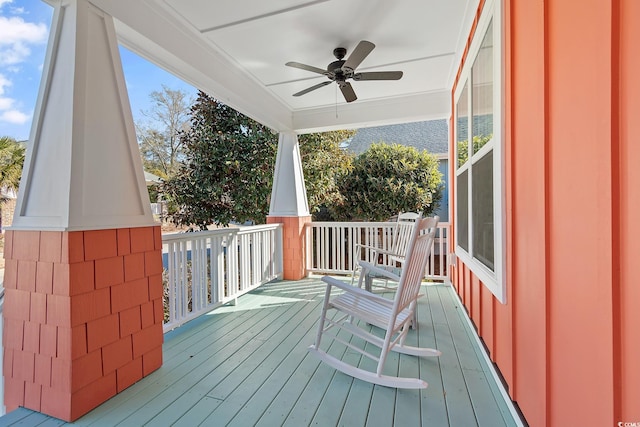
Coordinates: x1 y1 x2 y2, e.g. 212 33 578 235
331 142 443 221
0 136 25 196
298 130 354 220
162 91 277 229
457 134 492 167
0 136 26 229
137 85 192 178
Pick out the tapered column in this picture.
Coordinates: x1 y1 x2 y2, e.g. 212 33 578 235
2 0 163 421
267 132 311 280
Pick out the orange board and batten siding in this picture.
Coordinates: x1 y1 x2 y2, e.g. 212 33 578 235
2 226 164 421
450 1 640 426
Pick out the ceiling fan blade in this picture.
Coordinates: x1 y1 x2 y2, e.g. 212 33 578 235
342 40 375 72
353 71 403 81
339 82 357 103
292 80 332 96
286 61 328 75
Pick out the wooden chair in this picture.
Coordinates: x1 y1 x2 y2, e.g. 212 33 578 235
308 216 441 389
362 215 439 329
351 211 420 290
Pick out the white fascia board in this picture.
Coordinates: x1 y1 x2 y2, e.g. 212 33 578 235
291 91 451 135
446 0 482 89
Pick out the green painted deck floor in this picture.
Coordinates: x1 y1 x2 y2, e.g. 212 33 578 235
1 278 522 426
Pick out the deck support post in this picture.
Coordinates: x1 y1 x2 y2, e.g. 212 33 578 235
2 0 163 421
267 132 311 280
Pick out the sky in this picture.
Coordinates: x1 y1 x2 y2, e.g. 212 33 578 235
0 0 197 141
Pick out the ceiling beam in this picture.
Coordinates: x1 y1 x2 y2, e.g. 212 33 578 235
292 90 450 134
89 0 295 131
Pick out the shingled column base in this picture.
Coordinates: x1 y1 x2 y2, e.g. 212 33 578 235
2 226 164 421
267 215 311 280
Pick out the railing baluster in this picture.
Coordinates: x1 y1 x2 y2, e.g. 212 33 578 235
304 221 451 282
179 240 188 318
162 221 450 332
161 225 283 332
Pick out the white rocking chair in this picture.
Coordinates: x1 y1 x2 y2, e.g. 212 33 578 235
308 216 441 389
351 212 420 291
358 214 439 329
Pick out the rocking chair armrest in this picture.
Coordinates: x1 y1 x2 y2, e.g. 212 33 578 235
367 247 404 258
357 260 401 282
356 244 403 259
355 243 383 258
357 245 405 265
354 243 379 263
321 275 394 305
356 243 404 258
356 243 382 251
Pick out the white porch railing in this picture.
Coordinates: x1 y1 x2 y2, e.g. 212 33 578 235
162 224 283 332
160 220 449 333
304 221 450 281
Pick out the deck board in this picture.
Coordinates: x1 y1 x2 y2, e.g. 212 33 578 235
437 286 509 427
79 304 285 426
0 278 522 427
443 286 519 427
75 300 280 426
136 300 317 426
432 283 483 427
418 288 451 426
202 295 322 425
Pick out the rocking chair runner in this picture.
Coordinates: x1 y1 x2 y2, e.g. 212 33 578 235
308 216 441 389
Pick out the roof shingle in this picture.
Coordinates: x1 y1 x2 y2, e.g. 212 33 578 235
346 120 448 155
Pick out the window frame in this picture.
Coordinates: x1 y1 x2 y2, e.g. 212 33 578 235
453 0 506 303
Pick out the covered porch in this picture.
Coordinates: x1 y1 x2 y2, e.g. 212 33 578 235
1 278 519 426
2 0 467 418
3 0 639 425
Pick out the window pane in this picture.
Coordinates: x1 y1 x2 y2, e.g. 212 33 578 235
457 170 469 251
472 19 493 155
456 81 469 167
472 151 494 270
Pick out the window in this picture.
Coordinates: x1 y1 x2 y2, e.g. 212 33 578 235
456 82 469 251
454 0 505 302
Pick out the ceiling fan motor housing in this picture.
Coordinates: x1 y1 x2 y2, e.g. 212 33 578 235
328 60 348 80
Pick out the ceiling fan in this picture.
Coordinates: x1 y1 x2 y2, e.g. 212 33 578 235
285 40 403 103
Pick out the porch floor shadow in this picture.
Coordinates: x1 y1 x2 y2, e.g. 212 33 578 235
1 278 522 426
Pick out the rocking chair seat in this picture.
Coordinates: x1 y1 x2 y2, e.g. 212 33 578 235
322 275 415 331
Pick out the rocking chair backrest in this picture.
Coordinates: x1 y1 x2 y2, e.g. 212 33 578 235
393 216 439 314
389 212 421 258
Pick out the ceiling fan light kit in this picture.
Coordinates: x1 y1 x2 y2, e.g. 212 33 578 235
286 40 403 103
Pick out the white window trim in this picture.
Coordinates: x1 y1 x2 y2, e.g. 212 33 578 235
454 0 506 303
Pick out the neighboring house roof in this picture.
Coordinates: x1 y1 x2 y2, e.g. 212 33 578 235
345 120 449 156
144 171 162 184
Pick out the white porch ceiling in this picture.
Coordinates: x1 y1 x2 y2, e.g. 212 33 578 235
79 0 479 133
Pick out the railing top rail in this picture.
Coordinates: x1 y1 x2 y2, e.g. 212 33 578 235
305 221 450 228
161 227 238 242
236 223 282 234
161 223 283 243
306 221 397 228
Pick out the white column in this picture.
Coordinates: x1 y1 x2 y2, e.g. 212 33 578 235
269 132 310 216
11 0 154 231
